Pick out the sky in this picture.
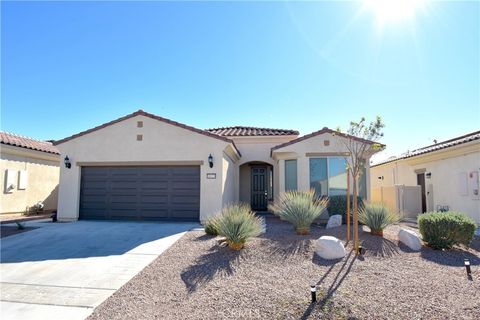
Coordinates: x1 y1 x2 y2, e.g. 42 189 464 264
1 0 479 163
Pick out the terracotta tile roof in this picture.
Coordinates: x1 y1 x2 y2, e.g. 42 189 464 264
53 110 241 156
271 127 383 154
206 126 299 137
0 131 59 155
372 130 480 167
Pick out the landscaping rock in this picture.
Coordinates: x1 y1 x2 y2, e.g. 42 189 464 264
314 236 346 259
398 228 422 251
326 215 342 229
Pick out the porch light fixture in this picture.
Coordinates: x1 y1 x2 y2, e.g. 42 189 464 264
378 176 384 180
310 284 317 303
64 156 72 169
208 154 213 168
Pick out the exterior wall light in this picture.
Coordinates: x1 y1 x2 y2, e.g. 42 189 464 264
208 154 213 168
378 176 384 180
64 156 72 169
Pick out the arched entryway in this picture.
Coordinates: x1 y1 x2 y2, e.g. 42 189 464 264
239 161 274 212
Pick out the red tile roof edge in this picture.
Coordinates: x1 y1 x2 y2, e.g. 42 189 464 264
0 131 60 155
53 110 241 157
206 126 299 137
371 130 480 167
271 127 383 154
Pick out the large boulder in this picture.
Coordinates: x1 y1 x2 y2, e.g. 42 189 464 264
398 228 422 251
315 236 346 260
326 215 342 229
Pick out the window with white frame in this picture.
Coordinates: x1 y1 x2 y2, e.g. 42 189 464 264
309 157 367 199
285 159 297 191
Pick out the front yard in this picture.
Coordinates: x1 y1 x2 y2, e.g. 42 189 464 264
89 217 480 320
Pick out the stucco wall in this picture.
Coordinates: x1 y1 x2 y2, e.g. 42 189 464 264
239 164 251 204
56 115 234 222
371 143 480 223
232 136 295 200
272 132 373 201
1 146 60 214
222 154 237 207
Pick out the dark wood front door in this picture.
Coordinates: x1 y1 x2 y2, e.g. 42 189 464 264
251 166 268 211
417 173 426 213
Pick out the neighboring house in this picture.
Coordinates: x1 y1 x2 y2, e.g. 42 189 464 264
54 110 377 222
371 130 480 224
0 132 60 215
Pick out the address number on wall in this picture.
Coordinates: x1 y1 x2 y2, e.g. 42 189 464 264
206 173 216 179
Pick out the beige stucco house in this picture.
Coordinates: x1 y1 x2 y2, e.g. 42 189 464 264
1 132 60 215
55 110 376 222
371 130 480 224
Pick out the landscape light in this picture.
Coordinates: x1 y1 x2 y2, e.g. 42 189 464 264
310 284 317 303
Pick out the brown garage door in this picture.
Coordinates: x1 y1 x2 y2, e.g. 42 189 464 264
79 166 200 221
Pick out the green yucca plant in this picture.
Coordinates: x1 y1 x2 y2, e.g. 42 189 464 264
216 203 263 250
269 189 328 235
204 217 219 236
359 203 399 236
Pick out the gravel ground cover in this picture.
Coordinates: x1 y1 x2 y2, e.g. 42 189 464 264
89 217 480 320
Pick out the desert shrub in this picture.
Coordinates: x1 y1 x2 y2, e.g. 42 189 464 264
328 195 364 223
418 211 477 249
359 203 399 236
204 218 219 236
269 189 328 235
216 203 262 250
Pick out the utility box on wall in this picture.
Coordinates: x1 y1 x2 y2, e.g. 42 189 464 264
469 170 479 200
18 170 28 190
4 169 16 193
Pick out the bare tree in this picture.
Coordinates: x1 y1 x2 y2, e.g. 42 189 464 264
335 116 385 253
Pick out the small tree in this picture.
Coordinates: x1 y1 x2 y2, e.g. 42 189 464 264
336 116 385 253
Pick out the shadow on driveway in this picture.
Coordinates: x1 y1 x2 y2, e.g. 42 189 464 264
0 220 198 263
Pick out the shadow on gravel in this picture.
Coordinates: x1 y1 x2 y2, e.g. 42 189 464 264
302 250 356 319
191 234 215 242
361 235 399 258
420 247 480 266
181 244 243 293
261 217 321 259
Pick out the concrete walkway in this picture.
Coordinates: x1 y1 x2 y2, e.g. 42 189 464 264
1 219 199 320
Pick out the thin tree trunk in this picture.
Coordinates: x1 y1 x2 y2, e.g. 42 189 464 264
346 170 350 243
353 176 359 254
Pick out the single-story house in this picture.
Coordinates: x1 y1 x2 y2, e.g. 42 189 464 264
54 110 377 222
370 130 480 224
1 132 60 215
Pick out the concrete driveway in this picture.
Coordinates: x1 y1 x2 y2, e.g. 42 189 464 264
0 219 199 320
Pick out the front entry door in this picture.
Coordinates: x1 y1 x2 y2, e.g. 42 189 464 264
251 166 268 211
417 173 426 213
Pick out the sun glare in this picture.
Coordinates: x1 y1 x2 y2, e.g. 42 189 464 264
364 0 427 25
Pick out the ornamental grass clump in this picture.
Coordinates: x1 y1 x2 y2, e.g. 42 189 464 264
359 203 399 237
204 217 219 236
216 203 263 250
418 211 477 250
269 189 328 235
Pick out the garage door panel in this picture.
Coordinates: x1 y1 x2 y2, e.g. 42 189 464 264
140 195 168 203
170 209 199 219
171 181 200 190
140 181 168 190
171 195 199 204
80 166 200 221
